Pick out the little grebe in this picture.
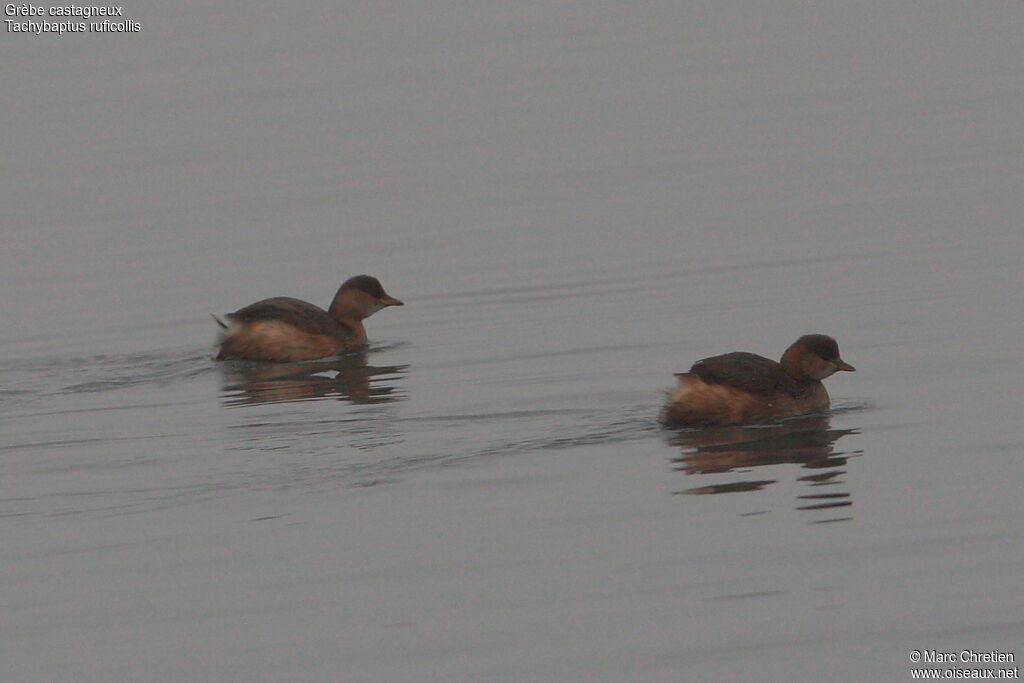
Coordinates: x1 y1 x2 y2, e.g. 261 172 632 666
213 275 403 362
659 334 855 427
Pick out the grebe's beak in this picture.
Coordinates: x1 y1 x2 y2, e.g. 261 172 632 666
833 359 855 372
380 296 404 307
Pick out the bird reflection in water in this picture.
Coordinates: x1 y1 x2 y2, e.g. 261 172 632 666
217 352 406 407
668 415 859 522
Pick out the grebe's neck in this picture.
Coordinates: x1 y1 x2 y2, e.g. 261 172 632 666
328 287 375 343
779 343 814 382
328 287 378 321
335 317 366 344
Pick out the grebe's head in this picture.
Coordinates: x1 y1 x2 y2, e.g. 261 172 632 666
781 334 855 380
330 275 403 320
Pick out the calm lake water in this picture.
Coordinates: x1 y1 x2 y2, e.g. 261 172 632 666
3 2 1023 681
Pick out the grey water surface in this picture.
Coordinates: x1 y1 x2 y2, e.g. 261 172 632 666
3 2 1023 681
